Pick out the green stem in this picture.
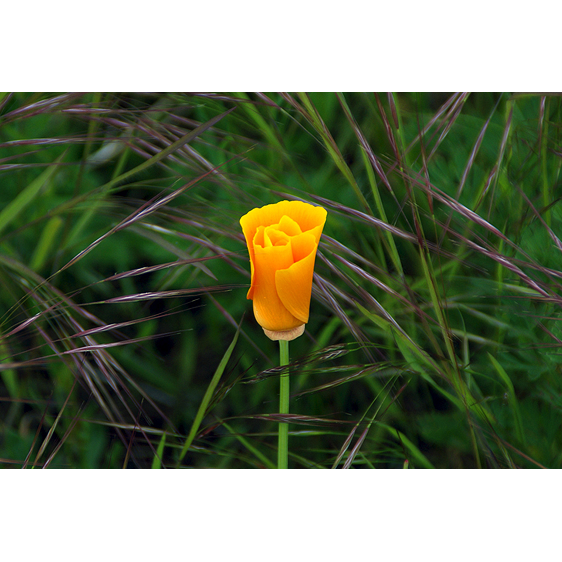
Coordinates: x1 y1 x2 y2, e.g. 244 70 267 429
278 339 290 469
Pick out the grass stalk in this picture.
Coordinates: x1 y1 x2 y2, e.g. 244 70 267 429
177 323 240 465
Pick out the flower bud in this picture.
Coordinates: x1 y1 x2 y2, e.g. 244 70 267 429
240 200 327 340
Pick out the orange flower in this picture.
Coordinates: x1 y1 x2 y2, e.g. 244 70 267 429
240 200 327 341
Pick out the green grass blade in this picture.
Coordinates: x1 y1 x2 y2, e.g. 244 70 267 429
151 432 167 469
177 321 241 464
296 93 370 212
29 216 63 271
359 144 404 276
221 421 276 469
0 336 18 398
234 92 284 155
0 151 65 237
355 301 441 375
67 107 235 246
377 422 435 469
488 353 525 445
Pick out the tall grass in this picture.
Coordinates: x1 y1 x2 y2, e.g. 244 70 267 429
0 92 560 468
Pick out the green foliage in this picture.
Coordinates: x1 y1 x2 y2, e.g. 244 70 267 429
1 92 561 468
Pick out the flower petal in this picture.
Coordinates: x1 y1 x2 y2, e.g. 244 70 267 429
251 233 302 331
240 200 326 247
275 232 318 324
273 201 326 237
264 225 290 247
277 214 302 236
239 200 327 333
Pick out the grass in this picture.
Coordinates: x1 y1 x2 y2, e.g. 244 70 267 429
0 91 561 468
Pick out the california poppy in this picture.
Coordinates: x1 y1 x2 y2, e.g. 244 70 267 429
240 200 327 340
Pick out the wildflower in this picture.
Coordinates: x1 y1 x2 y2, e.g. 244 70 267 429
240 200 327 340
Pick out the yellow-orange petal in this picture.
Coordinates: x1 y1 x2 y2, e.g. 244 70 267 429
239 200 327 329
277 214 302 236
264 225 290 247
240 201 326 249
244 225 264 300
273 201 327 235
275 232 318 324
251 234 301 331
